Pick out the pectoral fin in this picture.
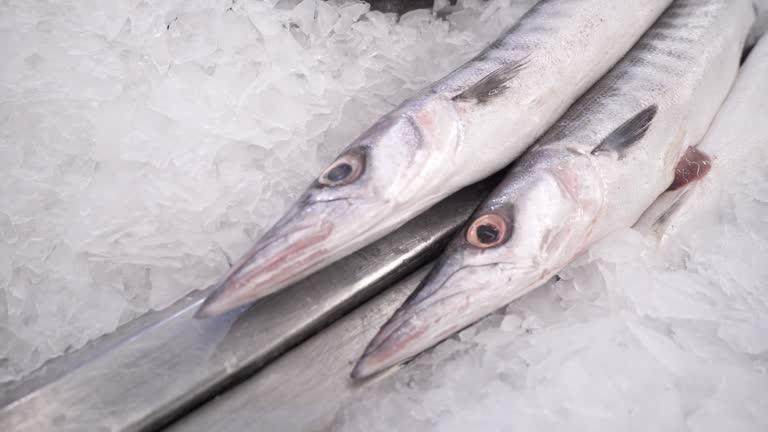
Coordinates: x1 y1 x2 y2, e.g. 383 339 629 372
453 57 529 104
591 105 658 159
634 146 712 239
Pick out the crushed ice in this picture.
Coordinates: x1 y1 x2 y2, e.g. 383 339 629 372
0 0 535 382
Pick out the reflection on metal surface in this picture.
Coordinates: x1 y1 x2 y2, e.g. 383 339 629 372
167 266 432 432
0 179 494 432
0 286 216 408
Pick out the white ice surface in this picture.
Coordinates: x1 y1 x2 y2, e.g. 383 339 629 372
0 0 538 382
335 31 768 432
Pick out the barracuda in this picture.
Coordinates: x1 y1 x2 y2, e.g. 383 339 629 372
352 0 755 379
196 0 674 318
636 32 768 239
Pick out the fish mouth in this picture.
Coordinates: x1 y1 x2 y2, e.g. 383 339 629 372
350 265 478 379
351 260 543 379
351 321 427 380
195 219 335 318
350 302 456 380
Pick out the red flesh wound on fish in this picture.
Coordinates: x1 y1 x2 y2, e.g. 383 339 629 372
668 146 712 191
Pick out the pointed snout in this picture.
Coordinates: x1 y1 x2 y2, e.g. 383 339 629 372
351 310 436 379
351 264 482 379
195 216 335 318
351 254 545 379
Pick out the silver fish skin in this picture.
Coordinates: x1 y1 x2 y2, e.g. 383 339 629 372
636 32 768 239
196 0 674 318
352 0 755 379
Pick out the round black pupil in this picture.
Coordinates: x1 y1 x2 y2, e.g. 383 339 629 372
476 224 499 244
326 163 353 182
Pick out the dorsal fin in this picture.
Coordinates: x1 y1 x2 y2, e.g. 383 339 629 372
591 105 658 159
453 57 529 104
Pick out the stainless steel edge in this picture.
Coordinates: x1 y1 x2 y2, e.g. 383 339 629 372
0 285 215 407
166 265 433 432
0 178 494 432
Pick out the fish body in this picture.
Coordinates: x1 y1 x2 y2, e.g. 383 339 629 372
637 32 768 238
197 0 674 317
353 0 755 378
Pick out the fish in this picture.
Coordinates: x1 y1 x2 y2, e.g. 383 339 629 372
196 0 674 318
352 0 755 379
636 32 768 239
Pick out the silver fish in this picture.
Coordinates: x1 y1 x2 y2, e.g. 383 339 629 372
352 0 755 378
195 0 674 318
636 32 768 239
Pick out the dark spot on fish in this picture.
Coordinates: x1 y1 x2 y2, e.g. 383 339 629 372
476 224 499 244
167 17 178 31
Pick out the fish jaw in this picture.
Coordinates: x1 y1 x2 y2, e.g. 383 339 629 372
353 169 593 378
195 203 342 318
351 252 547 379
195 174 397 319
195 187 406 318
196 99 462 318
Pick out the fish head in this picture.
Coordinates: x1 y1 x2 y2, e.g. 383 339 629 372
197 100 460 318
352 168 585 378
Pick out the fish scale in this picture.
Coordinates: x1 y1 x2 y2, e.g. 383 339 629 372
429 0 593 93
431 0 665 96
549 0 744 159
352 0 755 379
196 0 675 318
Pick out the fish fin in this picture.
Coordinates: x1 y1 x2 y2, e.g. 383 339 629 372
651 190 690 231
453 57 529 104
668 146 712 191
634 146 712 239
634 187 692 241
741 4 759 64
591 105 658 159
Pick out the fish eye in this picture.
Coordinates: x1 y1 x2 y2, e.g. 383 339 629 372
318 149 365 187
476 224 499 243
466 213 509 248
326 163 352 182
